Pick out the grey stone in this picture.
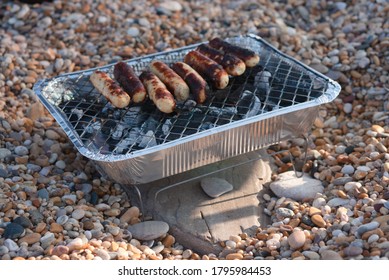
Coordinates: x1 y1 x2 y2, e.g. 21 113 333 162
37 189 49 201
126 27 140 37
327 198 350 207
0 148 11 160
275 207 295 218
128 221 169 241
13 216 33 229
40 232 55 247
355 221 379 238
29 210 44 225
14 146 29 156
344 246 363 257
200 177 234 198
321 250 343 260
0 245 9 255
341 165 355 175
332 177 353 185
0 167 9 178
4 239 19 252
3 223 25 239
269 171 324 201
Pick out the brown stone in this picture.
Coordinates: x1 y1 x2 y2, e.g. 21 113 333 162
162 234 175 248
309 207 321 216
18 233 41 245
225 253 243 260
104 208 121 217
120 206 140 224
311 215 326 228
50 223 63 233
361 228 384 240
288 230 306 249
35 222 46 233
51 245 69 257
27 102 46 121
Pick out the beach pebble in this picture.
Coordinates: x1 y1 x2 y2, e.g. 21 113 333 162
200 177 233 198
355 221 380 238
270 171 323 201
3 223 25 240
288 230 306 249
128 221 169 241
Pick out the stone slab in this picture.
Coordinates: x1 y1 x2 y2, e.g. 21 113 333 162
122 149 274 255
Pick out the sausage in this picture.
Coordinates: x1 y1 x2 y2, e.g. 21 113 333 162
184 50 229 89
149 60 190 102
90 71 131 108
209 38 260 67
196 44 246 76
171 62 207 104
113 62 146 103
139 71 176 114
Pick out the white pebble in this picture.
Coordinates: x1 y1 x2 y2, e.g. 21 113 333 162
367 234 380 243
343 103 352 114
341 165 355 175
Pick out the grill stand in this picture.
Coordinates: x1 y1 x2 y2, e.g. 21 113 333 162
120 135 308 254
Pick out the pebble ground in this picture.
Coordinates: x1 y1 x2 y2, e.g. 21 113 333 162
0 0 388 260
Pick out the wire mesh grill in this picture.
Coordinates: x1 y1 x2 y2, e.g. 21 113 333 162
38 35 330 158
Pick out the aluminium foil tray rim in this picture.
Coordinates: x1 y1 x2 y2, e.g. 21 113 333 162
33 34 341 163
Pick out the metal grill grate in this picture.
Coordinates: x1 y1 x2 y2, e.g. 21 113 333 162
38 35 329 157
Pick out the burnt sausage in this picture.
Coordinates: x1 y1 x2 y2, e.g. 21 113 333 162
113 62 146 103
150 60 190 102
139 71 176 114
90 71 131 108
184 50 229 89
209 38 260 67
172 62 208 104
196 44 246 76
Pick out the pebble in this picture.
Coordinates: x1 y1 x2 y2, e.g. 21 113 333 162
3 223 25 239
40 232 55 247
302 251 320 260
343 103 353 114
311 215 326 228
127 27 140 37
288 230 306 249
18 233 41 245
344 246 363 257
120 206 140 224
14 146 29 156
200 177 233 198
320 250 343 260
67 238 85 252
37 189 49 201
13 216 33 229
4 239 19 252
128 221 169 241
327 198 350 207
72 209 85 220
276 208 295 218
341 165 355 175
0 148 11 160
270 171 324 201
355 221 380 238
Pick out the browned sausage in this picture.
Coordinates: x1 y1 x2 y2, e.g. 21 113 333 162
209 38 260 67
113 62 146 103
184 50 229 89
172 62 207 104
149 60 190 102
90 71 131 108
196 44 246 76
139 71 176 114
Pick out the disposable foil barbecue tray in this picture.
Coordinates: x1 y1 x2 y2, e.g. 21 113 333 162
33 34 341 185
